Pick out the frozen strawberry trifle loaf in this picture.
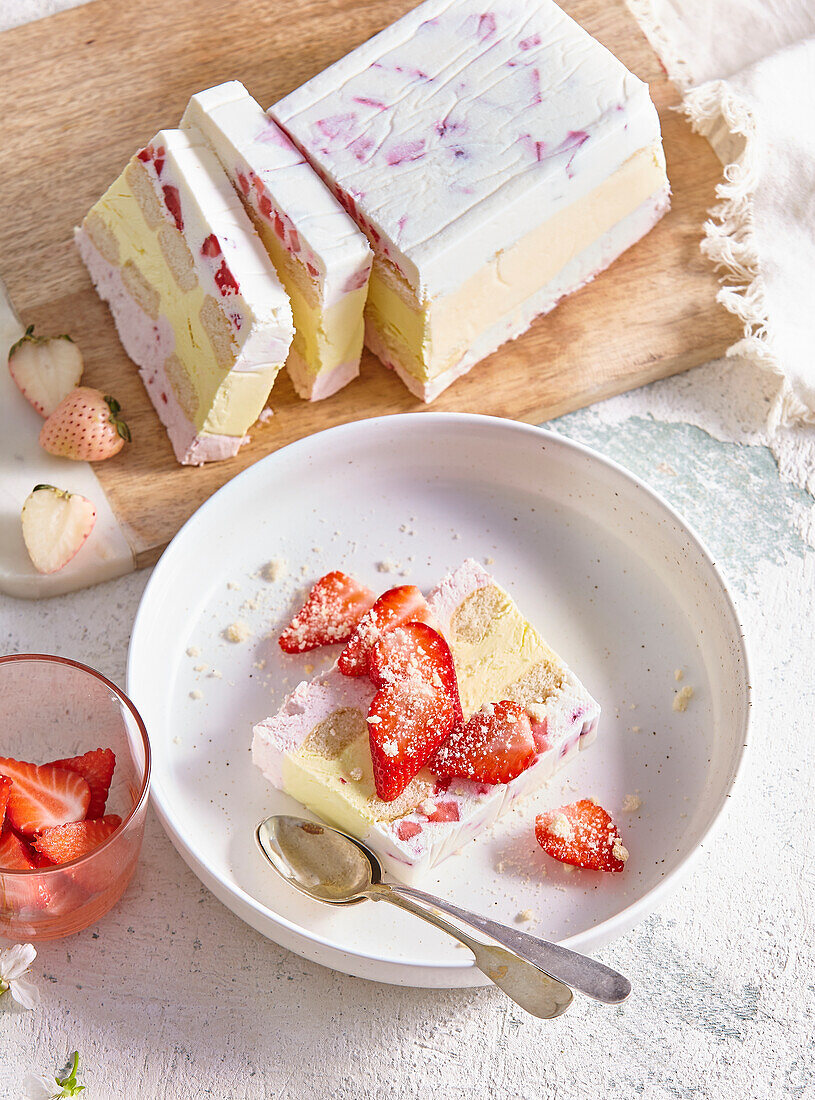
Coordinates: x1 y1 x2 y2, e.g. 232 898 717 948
182 83 372 401
253 560 600 884
269 0 670 401
75 129 293 464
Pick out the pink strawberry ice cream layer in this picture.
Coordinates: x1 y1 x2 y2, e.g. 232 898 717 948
252 559 600 884
75 229 243 465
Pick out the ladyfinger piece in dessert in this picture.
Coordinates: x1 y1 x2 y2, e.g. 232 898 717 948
182 83 372 401
253 560 600 885
270 0 670 402
75 129 293 465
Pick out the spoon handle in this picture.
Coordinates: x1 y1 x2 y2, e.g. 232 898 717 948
371 884 572 1019
386 883 631 1005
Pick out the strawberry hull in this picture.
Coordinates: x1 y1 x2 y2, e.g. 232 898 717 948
253 560 600 885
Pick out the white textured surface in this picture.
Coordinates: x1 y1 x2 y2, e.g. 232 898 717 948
1 2 813 1097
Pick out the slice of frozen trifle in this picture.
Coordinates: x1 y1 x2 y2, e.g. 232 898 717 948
252 560 599 884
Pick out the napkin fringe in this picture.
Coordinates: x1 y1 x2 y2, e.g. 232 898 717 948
680 81 813 430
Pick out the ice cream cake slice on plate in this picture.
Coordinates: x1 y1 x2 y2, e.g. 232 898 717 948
270 0 669 401
75 128 293 465
253 560 600 885
182 82 372 401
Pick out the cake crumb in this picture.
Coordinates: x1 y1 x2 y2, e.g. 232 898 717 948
673 685 694 712
224 621 252 644
367 715 383 726
253 658 266 671
549 812 574 841
419 799 437 816
208 669 223 679
622 794 642 813
193 663 207 673
304 663 314 675
484 556 495 565
496 861 505 873
172 736 181 745
516 909 535 923
227 581 241 591
612 837 629 863
380 736 397 755
631 725 641 733
562 864 575 875
674 668 684 681
349 767 363 782
258 406 274 423
189 690 203 701
262 557 287 582
186 645 200 657
377 559 399 574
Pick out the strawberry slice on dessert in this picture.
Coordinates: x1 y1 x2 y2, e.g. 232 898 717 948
535 799 629 872
49 748 115 820
32 815 123 865
339 584 439 677
0 758 91 835
367 622 462 802
431 700 537 785
278 571 376 653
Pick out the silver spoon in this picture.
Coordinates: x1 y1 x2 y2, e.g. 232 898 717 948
256 814 631 1019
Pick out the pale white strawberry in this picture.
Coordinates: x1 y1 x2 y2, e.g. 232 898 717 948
21 484 97 574
8 325 84 417
39 387 131 461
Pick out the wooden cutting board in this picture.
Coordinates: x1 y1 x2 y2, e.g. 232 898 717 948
0 0 739 569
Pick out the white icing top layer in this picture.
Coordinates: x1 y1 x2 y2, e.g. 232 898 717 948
141 128 293 368
181 83 372 310
271 0 663 299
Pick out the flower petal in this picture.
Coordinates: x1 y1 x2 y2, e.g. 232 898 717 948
0 942 36 980
10 976 40 1010
21 1073 59 1100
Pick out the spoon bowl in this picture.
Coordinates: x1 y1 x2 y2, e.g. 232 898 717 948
256 815 374 904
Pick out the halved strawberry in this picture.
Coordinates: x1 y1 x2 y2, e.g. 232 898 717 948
339 585 439 677
367 622 461 802
278 571 376 653
32 815 122 865
0 776 11 832
535 800 629 872
21 484 97 575
8 325 84 417
0 828 37 870
0 758 90 835
431 701 537 785
50 748 115 819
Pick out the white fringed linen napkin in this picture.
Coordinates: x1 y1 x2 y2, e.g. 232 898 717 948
629 0 815 428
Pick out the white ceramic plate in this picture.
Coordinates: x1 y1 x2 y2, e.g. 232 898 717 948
128 414 749 988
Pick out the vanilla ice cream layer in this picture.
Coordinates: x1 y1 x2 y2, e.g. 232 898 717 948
252 559 600 883
364 145 667 393
76 128 293 462
270 0 665 302
182 83 372 400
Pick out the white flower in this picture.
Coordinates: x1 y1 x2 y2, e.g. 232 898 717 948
0 943 39 1010
21 1052 85 1099
21 1072 64 1100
